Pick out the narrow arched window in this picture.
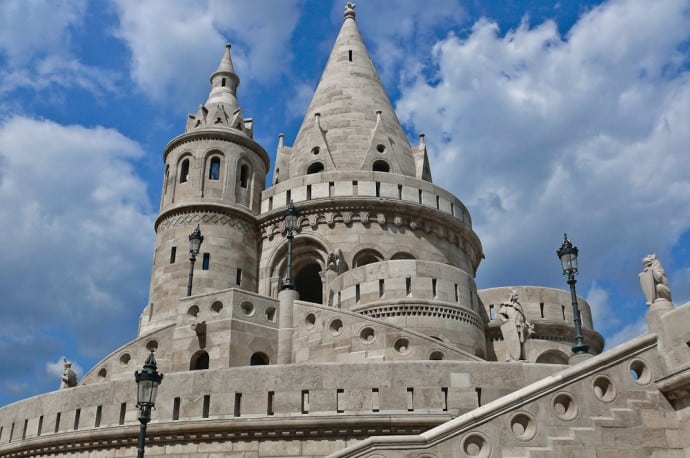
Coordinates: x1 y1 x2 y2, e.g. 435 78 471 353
209 157 220 180
190 351 209 370
240 164 249 188
164 165 170 194
180 158 190 183
307 162 324 174
372 160 390 172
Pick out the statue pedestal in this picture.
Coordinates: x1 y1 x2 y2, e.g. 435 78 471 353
646 299 674 333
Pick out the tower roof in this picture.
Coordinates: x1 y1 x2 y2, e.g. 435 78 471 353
288 2 416 178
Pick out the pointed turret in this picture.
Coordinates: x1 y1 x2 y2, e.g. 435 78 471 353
286 2 419 179
186 43 248 133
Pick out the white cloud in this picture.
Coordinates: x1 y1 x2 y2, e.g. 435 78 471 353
0 116 155 358
111 0 301 106
395 0 690 338
585 282 618 331
606 316 648 349
0 0 119 96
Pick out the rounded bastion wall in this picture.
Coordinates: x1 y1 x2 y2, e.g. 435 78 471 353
478 286 605 363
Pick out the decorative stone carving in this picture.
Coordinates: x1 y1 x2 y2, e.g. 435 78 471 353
327 249 347 275
497 291 534 361
60 359 77 389
639 253 672 306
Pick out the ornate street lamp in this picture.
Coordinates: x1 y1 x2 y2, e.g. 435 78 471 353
282 201 299 290
187 225 204 296
557 233 589 354
134 351 163 458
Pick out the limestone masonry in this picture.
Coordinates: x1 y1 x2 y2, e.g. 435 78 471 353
2 4 690 457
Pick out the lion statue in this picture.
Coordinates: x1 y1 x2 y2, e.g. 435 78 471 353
639 253 672 305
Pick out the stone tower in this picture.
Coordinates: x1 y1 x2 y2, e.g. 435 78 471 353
141 44 269 336
258 4 486 357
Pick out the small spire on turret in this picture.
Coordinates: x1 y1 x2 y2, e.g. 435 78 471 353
278 133 285 148
419 133 426 146
344 2 356 21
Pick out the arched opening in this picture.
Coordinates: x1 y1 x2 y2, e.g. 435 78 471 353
190 350 209 370
535 349 569 365
295 263 322 303
307 162 324 174
164 165 170 194
352 249 383 267
239 164 249 188
180 158 190 183
372 160 390 172
209 157 221 180
250 352 269 366
391 252 415 260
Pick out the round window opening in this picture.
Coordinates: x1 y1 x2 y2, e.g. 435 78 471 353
629 359 652 385
461 433 490 457
146 340 158 352
376 144 386 153
359 326 376 344
394 338 411 354
510 412 537 441
119 353 131 366
97 368 107 379
187 305 199 319
305 313 316 329
329 318 344 336
240 301 255 316
311 146 320 155
593 375 617 403
210 301 223 316
265 307 277 323
552 392 578 421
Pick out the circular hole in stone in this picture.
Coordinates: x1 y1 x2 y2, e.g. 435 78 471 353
311 146 320 155
119 353 131 366
329 318 344 336
240 301 255 316
461 433 489 457
305 313 316 329
593 375 616 403
146 340 158 352
552 392 578 421
187 305 199 319
359 326 376 344
97 368 107 379
510 412 537 441
394 338 411 354
429 350 445 360
210 301 223 316
629 359 651 385
376 144 386 153
265 307 277 323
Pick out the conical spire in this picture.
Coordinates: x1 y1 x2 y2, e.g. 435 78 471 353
205 43 240 109
288 2 417 178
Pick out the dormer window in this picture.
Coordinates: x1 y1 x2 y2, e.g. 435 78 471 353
372 160 390 172
307 162 324 174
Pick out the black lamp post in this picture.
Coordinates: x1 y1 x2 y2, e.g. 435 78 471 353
557 233 589 355
134 351 163 458
282 201 299 290
187 225 204 296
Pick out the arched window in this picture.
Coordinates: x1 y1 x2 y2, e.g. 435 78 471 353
180 158 190 183
239 164 249 188
391 252 415 260
190 350 209 370
164 165 170 194
307 162 324 174
250 352 269 366
209 157 220 180
372 160 390 172
353 249 383 267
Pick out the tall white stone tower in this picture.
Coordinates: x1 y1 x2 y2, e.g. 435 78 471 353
141 44 269 336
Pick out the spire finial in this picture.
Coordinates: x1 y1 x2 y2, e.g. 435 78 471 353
344 2 356 20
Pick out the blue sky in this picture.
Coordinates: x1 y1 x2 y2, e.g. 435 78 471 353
0 0 688 406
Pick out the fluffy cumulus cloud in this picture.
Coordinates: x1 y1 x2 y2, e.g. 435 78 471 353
111 0 301 106
0 0 118 96
396 0 690 340
0 116 154 398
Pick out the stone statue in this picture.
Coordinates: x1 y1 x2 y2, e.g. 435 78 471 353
60 359 77 389
639 253 672 306
327 249 347 274
497 290 534 362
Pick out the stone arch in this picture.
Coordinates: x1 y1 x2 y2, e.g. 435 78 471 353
250 352 269 366
535 349 569 365
235 157 252 207
372 160 390 172
172 152 194 203
352 248 384 267
190 350 209 370
307 161 325 174
391 251 415 260
201 150 225 197
267 234 329 302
